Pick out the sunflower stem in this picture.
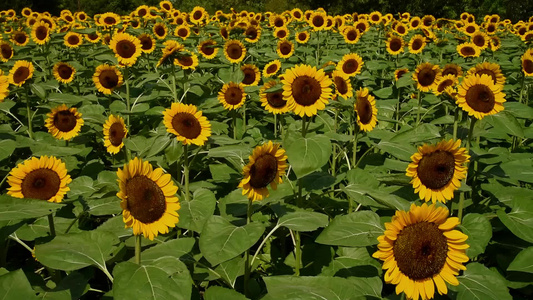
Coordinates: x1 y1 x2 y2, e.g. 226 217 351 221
395 87 401 132
25 90 33 139
244 198 253 297
301 115 307 138
125 66 131 129
232 112 237 139
135 235 141 265
458 192 465 221
183 144 190 202
352 127 359 168
453 106 460 141
519 71 526 104
415 90 422 125
242 101 246 137
171 64 178 102
331 109 339 178
274 114 277 138
47 214 56 237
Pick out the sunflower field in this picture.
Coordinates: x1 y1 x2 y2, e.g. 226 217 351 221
0 3 533 300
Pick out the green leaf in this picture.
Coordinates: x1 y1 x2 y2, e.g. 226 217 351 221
87 196 122 216
137 238 196 264
113 261 190 300
0 195 63 222
390 123 441 143
284 135 332 178
262 276 381 300
396 73 414 88
278 211 329 232
178 189 217 233
454 262 512 300
199 215 265 266
0 139 16 161
35 230 120 273
373 86 393 99
316 211 384 247
145 135 171 158
499 159 533 183
214 256 245 288
486 111 524 138
376 141 416 161
497 198 533 243
47 93 85 105
300 172 336 193
460 214 492 259
508 247 533 273
0 269 38 300
204 286 248 300
504 102 533 119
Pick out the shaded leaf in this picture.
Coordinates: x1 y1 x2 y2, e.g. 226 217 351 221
454 263 512 300
460 213 492 259
285 135 332 178
508 247 533 273
0 269 38 300
0 195 63 222
316 211 384 247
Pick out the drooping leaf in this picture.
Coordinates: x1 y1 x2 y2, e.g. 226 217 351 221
497 198 533 243
316 211 384 247
0 195 64 222
507 247 533 273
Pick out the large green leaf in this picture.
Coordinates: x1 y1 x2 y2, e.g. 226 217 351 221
199 216 265 266
497 198 533 243
278 211 329 232
262 276 381 300
204 286 248 300
0 139 16 161
284 135 332 178
214 256 245 288
0 269 38 300
113 260 191 300
460 213 492 259
454 263 512 300
390 123 441 143
178 189 217 233
499 159 533 183
376 141 416 161
486 111 524 138
316 211 384 247
35 230 121 274
0 195 64 222
135 238 196 264
507 247 533 273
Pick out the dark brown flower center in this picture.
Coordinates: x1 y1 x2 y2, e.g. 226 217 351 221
177 28 188 38
266 91 286 108
465 83 496 113
274 18 284 27
342 59 359 74
1 44 12 59
67 35 80 45
460 46 476 56
417 150 455 189
126 175 166 224
104 16 116 25
139 36 153 50
393 221 448 280
99 70 119 89
473 35 486 47
312 15 324 28
346 30 358 41
523 59 533 74
411 39 423 51
356 22 367 32
116 40 136 58
396 69 408 79
245 27 258 40
227 43 243 60
279 41 292 55
201 42 215 55
292 76 322 106
249 154 278 188
87 33 99 41
171 112 201 139
396 25 406 34
57 64 73 80
437 79 454 93
109 122 126 146
412 20 420 27
155 25 165 37
334 76 348 95
193 10 203 20
266 63 278 74
356 96 372 124
35 26 48 41
242 68 257 85
224 86 244 105
417 67 437 87
442 67 458 77
21 168 61 200
465 26 475 34
389 38 403 52
177 55 193 67
298 32 307 41
53 110 78 132
487 24 496 33
14 32 27 44
13 66 30 84
276 30 287 39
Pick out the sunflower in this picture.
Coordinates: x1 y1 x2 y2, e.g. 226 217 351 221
331 70 353 100
63 31 82 48
198 39 218 59
369 11 382 24
224 39 246 64
160 0 173 12
174 50 199 70
456 74 506 119
260 80 289 114
240 64 261 86
342 26 360 44
31 21 50 45
282 64 332 117
11 31 29 46
373 202 469 300
263 60 281 78
117 157 180 241
190 6 206 25
243 25 261 43
457 42 481 58
76 11 88 22
102 114 128 154
270 14 286 28
0 41 13 62
163 102 211 146
174 25 190 40
441 64 463 78
7 156 72 203
336 53 364 78
8 60 34 87
53 62 76 84
386 35 404 55
489 36 501 52
157 40 184 67
422 15 435 28
218 82 246 110
0 74 9 102
84 31 101 43
354 87 377 132
138 33 156 53
394 23 408 36
467 62 506 86
408 34 426 54
522 50 533 76
92 64 124 95
470 31 488 50
21 7 32 17
308 11 327 31
238 141 288 201
410 16 421 29
434 75 459 97
413 63 441 92
395 68 409 81
276 40 294 59
152 22 168 39
99 12 120 27
109 33 142 67
45 104 84 141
